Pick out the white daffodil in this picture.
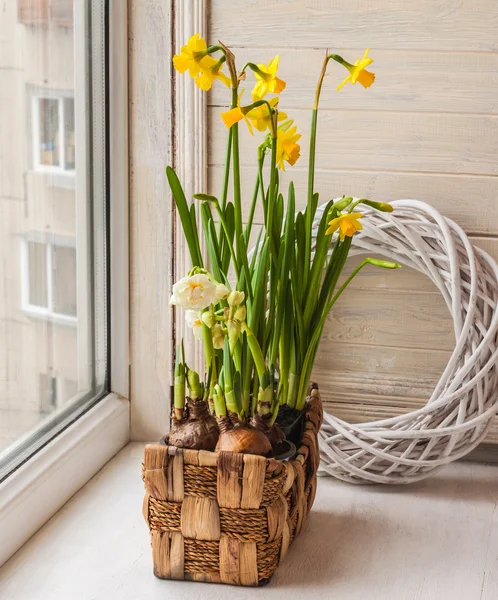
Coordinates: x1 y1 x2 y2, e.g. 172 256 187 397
185 310 204 340
170 273 218 311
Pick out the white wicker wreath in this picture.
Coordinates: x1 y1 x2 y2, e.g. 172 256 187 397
314 199 498 484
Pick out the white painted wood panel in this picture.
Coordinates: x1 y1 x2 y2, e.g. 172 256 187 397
209 108 498 176
129 0 174 441
210 48 498 114
210 0 498 51
208 166 498 235
207 0 498 449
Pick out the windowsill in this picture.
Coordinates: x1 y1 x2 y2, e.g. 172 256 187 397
1 443 497 599
0 393 129 567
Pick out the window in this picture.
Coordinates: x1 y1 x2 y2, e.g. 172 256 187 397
21 238 77 324
18 0 74 27
0 1 109 479
32 95 75 173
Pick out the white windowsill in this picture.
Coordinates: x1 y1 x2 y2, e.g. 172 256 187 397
0 442 497 599
0 393 130 567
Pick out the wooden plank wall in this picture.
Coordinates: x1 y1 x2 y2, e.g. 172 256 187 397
129 0 175 440
207 0 498 442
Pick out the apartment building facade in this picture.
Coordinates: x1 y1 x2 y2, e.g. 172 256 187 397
0 0 78 451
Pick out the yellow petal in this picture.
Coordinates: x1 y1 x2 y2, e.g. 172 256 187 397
267 55 280 75
252 80 267 100
217 71 231 88
221 107 244 128
243 115 254 136
195 72 214 91
173 54 190 73
188 33 206 53
326 217 342 235
336 74 351 91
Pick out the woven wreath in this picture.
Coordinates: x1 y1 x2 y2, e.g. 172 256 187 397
314 199 498 484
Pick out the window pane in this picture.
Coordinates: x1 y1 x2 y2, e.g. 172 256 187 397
38 98 60 167
52 245 77 317
64 98 75 170
27 241 48 308
0 1 108 476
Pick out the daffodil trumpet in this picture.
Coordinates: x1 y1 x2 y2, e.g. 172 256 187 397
168 37 397 456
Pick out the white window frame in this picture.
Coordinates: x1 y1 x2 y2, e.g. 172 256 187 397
0 0 130 567
20 236 78 326
32 92 76 175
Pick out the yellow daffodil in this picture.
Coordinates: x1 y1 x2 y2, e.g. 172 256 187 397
247 98 287 132
173 33 212 79
275 124 301 170
251 56 286 100
221 90 254 135
195 56 231 91
337 48 375 91
326 213 364 240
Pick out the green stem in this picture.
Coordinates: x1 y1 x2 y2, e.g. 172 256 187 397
231 87 243 260
266 136 277 255
245 152 265 244
241 322 267 381
212 201 240 278
220 128 232 211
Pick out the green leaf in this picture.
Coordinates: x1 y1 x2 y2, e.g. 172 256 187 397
303 198 335 327
193 193 219 203
200 203 223 283
166 166 203 267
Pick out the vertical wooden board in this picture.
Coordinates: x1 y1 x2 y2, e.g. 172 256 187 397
217 451 244 508
129 0 174 441
266 496 288 542
143 444 168 500
240 454 266 509
180 496 221 541
169 531 185 580
219 535 240 585
239 542 259 586
151 530 171 579
166 447 184 502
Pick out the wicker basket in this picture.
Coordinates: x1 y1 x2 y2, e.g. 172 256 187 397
142 385 323 586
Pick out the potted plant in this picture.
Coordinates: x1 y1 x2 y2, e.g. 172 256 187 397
142 36 399 586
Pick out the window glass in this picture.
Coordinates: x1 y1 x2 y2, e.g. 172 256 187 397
27 241 48 308
0 1 108 478
38 98 60 168
52 245 77 317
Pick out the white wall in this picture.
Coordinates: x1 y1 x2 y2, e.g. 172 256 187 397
207 0 498 443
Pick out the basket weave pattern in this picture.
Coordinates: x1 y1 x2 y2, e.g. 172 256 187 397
142 387 322 586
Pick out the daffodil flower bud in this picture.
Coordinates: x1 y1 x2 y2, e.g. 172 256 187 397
212 323 225 349
215 283 230 301
227 319 241 348
228 290 245 307
234 306 246 322
201 310 216 328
